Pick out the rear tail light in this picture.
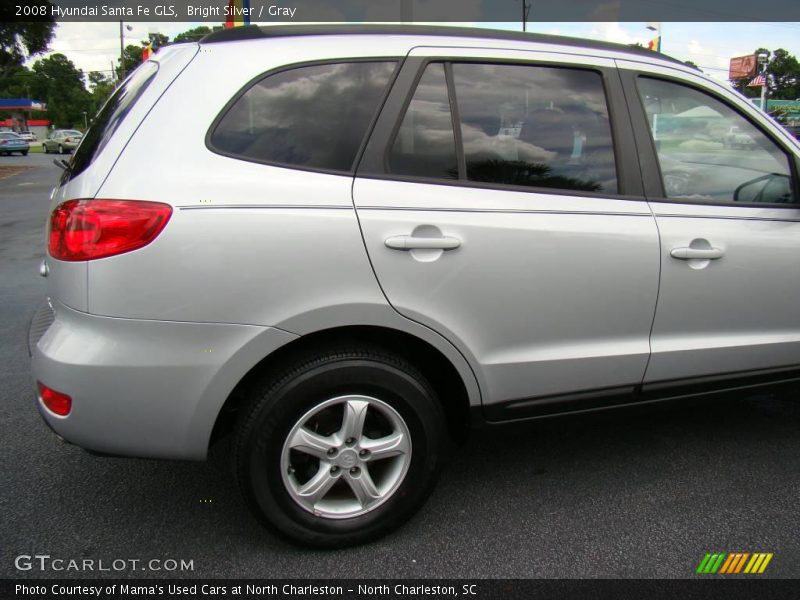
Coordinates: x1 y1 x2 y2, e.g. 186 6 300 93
37 382 72 416
48 199 172 261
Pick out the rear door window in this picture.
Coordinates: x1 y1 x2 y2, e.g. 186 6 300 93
209 61 397 173
380 60 618 194
451 63 618 193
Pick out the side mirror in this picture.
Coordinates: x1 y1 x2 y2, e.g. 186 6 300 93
733 173 792 204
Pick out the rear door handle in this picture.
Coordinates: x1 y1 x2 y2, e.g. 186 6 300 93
670 247 724 260
385 235 461 251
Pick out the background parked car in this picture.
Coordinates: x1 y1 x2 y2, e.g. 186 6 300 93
42 129 83 154
18 131 37 143
785 125 800 140
0 132 29 156
723 125 755 148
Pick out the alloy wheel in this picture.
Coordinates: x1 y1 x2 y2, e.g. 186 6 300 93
280 395 412 519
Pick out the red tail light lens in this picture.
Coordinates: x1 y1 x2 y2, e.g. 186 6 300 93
37 382 72 416
48 199 172 261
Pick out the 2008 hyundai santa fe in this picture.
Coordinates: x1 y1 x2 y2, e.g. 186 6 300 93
29 25 800 547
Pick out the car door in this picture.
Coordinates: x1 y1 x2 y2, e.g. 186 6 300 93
618 61 800 386
353 47 661 419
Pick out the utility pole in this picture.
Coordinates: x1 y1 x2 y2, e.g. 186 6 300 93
119 21 126 82
521 1 531 32
758 51 770 112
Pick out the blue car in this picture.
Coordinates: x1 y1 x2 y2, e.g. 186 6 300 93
0 132 30 156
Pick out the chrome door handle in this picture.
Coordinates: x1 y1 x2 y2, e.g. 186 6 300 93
385 235 461 251
670 247 724 260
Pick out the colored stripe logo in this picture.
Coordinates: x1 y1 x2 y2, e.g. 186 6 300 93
225 0 251 28
697 552 773 574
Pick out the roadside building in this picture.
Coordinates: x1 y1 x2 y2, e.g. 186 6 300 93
0 99 51 139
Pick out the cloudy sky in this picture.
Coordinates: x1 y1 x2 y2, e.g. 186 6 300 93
37 21 800 86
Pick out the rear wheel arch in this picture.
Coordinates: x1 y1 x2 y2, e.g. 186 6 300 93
210 325 475 450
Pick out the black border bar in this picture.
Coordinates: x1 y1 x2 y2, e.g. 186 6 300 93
5 0 800 23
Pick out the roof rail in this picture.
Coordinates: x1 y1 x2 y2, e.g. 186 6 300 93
199 24 686 66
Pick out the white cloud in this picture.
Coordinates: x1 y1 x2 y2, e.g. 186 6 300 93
589 22 649 47
29 21 201 80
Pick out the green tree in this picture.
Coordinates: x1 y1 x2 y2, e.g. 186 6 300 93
0 1 56 78
116 33 169 81
768 49 800 100
30 53 92 128
147 32 170 51
173 26 223 43
0 64 34 97
733 48 800 100
87 71 115 115
118 43 145 79
0 64 35 123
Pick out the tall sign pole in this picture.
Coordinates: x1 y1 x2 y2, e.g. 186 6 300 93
646 22 662 52
758 51 770 112
521 1 531 32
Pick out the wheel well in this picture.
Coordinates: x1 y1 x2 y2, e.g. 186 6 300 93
210 326 473 448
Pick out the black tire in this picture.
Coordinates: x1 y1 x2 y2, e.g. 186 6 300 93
43 144 48 154
21 150 28 156
233 344 445 548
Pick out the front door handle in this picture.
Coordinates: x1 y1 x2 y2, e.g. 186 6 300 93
385 235 461 251
670 247 724 260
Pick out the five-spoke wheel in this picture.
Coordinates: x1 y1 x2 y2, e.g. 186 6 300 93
281 395 412 518
234 345 445 547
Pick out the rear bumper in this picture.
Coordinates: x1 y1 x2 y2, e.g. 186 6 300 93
30 300 297 459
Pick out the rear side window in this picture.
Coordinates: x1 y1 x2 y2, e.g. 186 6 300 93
69 62 159 180
209 61 397 173
381 61 618 194
452 63 617 193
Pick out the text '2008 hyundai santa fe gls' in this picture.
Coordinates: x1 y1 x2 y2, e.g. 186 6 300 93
29 25 800 547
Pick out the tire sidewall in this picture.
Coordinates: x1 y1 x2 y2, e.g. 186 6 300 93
238 357 444 546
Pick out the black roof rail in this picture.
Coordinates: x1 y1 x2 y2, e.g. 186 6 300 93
199 24 686 66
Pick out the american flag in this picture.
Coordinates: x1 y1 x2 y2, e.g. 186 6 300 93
747 74 766 87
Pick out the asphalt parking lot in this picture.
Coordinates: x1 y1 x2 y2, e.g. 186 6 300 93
2 156 800 579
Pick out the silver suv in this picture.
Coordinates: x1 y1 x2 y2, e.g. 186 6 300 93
30 26 800 547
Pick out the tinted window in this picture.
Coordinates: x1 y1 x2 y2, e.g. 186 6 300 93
451 63 617 193
211 61 396 172
638 77 795 204
68 62 159 180
388 63 458 179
